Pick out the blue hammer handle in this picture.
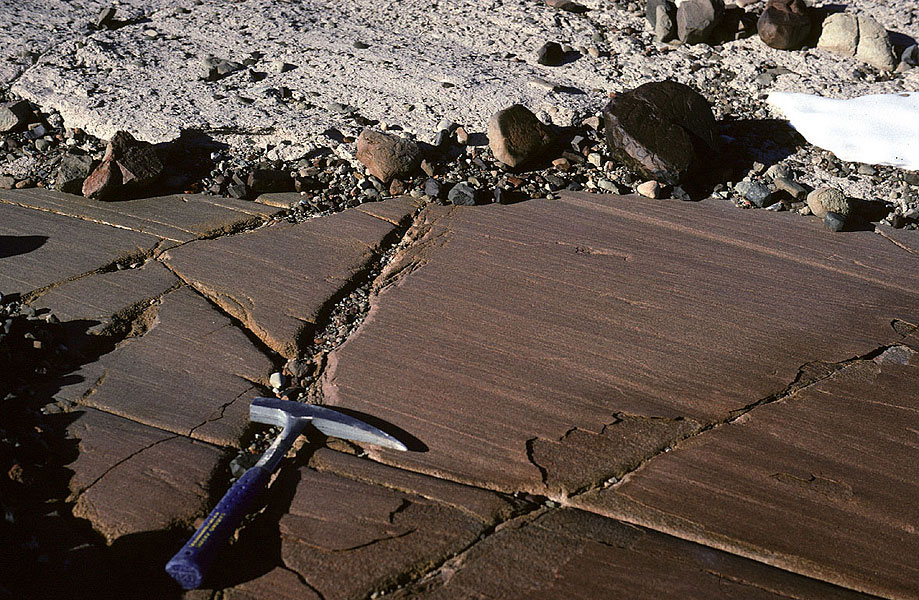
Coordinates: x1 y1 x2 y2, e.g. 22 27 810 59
165 464 271 590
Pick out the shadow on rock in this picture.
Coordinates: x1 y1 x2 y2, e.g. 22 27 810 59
0 235 47 259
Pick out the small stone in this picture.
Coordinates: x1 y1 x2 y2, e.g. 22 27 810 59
902 44 919 67
388 179 406 196
356 129 421 182
487 105 553 168
55 154 96 194
587 46 600 58
143 28 158 39
857 164 876 175
353 41 370 49
546 0 589 13
269 61 296 73
637 180 662 198
96 7 116 29
81 159 121 200
0 101 32 133
0 176 15 189
773 176 806 200
888 213 906 229
824 211 846 232
455 127 468 145
537 42 565 66
676 0 725 45
448 182 478 206
202 55 245 81
764 164 790 179
420 159 435 177
597 179 620 192
807 187 850 218
758 0 811 50
424 178 443 199
552 157 571 171
269 372 286 389
226 182 249 199
734 181 773 207
583 116 601 130
587 153 602 167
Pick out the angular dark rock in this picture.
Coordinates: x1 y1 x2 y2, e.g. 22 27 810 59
487 105 553 168
537 42 565 66
602 81 718 186
824 211 846 232
247 169 295 194
676 0 725 44
758 0 811 50
55 154 96 194
0 101 32 133
356 129 421 182
83 131 162 200
424 178 444 199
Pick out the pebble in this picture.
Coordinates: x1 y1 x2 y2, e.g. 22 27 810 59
824 211 846 232
637 180 662 198
448 182 478 205
587 153 602 167
269 372 286 389
424 178 443 199
537 42 565 66
773 176 806 200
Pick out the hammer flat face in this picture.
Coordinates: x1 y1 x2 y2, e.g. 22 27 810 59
250 397 407 451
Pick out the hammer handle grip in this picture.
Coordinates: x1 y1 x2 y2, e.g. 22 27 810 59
165 465 271 590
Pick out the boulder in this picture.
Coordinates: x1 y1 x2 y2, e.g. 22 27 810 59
602 81 718 186
646 0 677 42
818 13 896 71
83 131 163 200
807 187 850 218
355 129 421 183
676 0 725 45
487 105 553 168
758 0 811 50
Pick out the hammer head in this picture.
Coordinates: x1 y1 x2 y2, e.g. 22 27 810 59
250 397 407 451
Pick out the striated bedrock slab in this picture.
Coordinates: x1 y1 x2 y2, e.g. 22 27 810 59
573 346 919 598
56 286 273 446
0 188 279 243
65 407 224 543
162 198 416 358
0 200 159 295
393 508 868 599
275 464 503 600
322 193 919 495
219 449 514 599
31 260 179 333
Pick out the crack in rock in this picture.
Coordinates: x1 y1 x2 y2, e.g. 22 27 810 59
69 434 179 501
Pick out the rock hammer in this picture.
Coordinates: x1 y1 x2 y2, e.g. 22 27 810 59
165 397 407 590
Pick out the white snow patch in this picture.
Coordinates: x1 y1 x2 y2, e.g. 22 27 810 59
767 91 919 170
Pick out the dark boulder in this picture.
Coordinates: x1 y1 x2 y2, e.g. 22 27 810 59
602 81 718 186
758 0 811 50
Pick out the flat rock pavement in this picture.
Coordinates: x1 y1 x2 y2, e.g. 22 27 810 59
2 188 918 598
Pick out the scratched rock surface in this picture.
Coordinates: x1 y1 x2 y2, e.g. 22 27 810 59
323 192 919 494
65 407 224 542
212 450 514 600
574 346 919 598
54 286 273 445
0 199 159 294
0 188 279 244
392 508 868 599
162 197 416 358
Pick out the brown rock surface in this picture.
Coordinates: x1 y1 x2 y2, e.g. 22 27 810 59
276 467 486 599
1 188 278 243
574 348 919 598
602 81 718 185
487 104 553 168
393 508 868 599
322 193 918 494
0 200 158 294
56 286 272 445
66 407 223 542
31 260 178 331
162 198 415 358
356 129 422 182
83 131 164 199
